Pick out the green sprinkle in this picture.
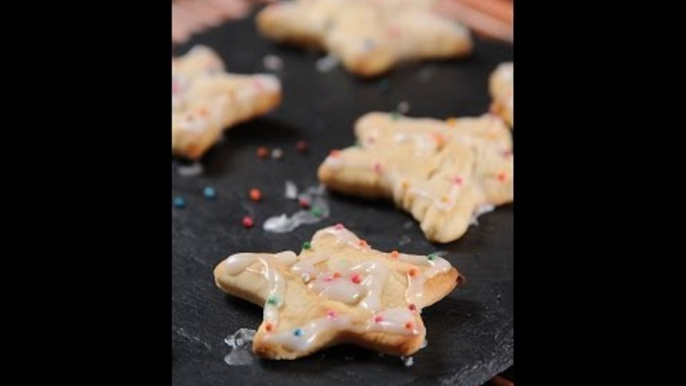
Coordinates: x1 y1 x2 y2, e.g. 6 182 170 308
428 254 436 261
391 111 401 120
311 206 323 217
302 241 312 250
267 296 278 306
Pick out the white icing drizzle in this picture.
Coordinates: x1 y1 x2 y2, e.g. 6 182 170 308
267 314 353 352
224 251 297 323
368 307 419 335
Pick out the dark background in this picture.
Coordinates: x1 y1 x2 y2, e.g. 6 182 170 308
172 11 513 386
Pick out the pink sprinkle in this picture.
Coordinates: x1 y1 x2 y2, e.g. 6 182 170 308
373 163 382 173
254 78 264 91
326 310 337 319
453 177 463 185
323 276 333 282
502 150 513 158
373 315 383 323
334 223 344 230
351 274 362 284
409 304 417 313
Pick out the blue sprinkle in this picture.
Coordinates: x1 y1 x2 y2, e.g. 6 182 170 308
203 186 217 200
293 329 303 337
173 196 185 209
364 38 375 50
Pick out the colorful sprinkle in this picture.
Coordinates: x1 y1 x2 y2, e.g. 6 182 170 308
298 198 311 208
250 188 262 202
198 107 208 116
203 187 216 199
391 251 399 258
257 146 269 159
401 181 410 190
409 268 419 277
351 274 362 284
296 140 308 153
271 148 283 159
265 323 274 332
404 321 414 330
428 254 436 261
326 310 337 319
440 196 449 204
446 117 457 127
173 196 185 208
302 241 312 250
497 172 507 182
373 315 383 323
333 272 342 279
453 177 464 185
330 149 341 158
409 304 417 313
373 162 383 173
334 223 344 230
293 328 303 337
311 206 323 217
267 295 278 306
391 111 401 120
242 216 254 228
359 240 368 248
301 273 310 282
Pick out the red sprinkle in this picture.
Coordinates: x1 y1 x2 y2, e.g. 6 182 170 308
250 188 262 202
333 272 342 279
330 149 341 157
409 304 417 313
296 140 308 153
453 176 464 185
373 163 383 173
242 216 254 228
326 310 337 319
404 321 414 330
257 146 269 159
374 316 383 323
409 268 418 277
359 240 368 248
298 198 310 208
391 250 399 258
351 274 362 284
497 172 507 182
334 223 344 230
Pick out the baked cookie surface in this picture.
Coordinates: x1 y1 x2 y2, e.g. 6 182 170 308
257 0 472 77
214 225 463 360
489 62 513 127
172 46 282 159
317 112 513 243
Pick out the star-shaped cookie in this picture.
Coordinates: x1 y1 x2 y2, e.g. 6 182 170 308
257 0 472 77
214 225 463 359
172 46 282 159
317 112 513 243
489 62 513 127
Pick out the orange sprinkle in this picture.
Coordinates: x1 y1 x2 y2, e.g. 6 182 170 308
401 181 409 190
198 107 208 116
250 188 262 202
333 272 342 278
446 117 457 127
441 195 449 203
391 250 399 258
359 240 368 248
404 321 414 329
497 172 507 182
431 132 445 147
330 149 341 157
409 268 418 277
256 146 269 159
265 323 273 332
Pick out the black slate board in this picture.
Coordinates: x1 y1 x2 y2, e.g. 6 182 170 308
172 11 513 386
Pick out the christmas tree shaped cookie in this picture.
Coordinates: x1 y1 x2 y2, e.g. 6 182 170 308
257 0 472 77
172 46 282 159
214 225 463 360
317 112 513 243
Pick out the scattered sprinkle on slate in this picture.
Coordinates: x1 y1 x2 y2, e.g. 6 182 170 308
397 101 410 114
271 148 283 159
249 189 262 202
256 146 269 159
298 197 310 208
296 140 308 153
263 54 284 71
173 196 185 208
242 216 254 228
203 187 216 200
